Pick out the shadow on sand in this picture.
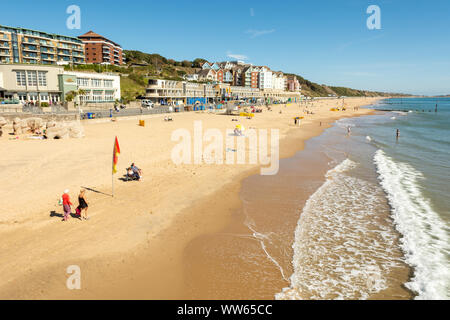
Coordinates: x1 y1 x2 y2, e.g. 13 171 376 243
50 210 82 221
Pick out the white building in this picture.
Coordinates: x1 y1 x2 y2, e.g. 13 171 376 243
185 74 199 81
259 67 273 90
63 71 121 104
272 72 286 91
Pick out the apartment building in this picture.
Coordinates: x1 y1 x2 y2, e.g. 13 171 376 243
259 67 273 90
272 72 287 91
146 79 186 105
0 25 85 65
78 31 124 66
243 66 260 88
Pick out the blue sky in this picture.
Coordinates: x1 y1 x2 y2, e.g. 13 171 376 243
2 0 450 95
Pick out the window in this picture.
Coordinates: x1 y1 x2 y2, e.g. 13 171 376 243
38 71 47 86
18 93 27 101
105 90 114 101
27 71 37 86
104 80 113 88
16 71 26 86
92 79 102 87
40 93 48 101
93 90 103 102
77 78 89 87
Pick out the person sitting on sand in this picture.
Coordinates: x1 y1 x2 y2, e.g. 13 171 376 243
77 189 89 221
131 163 143 181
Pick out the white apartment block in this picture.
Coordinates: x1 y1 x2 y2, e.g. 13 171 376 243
272 72 286 91
259 70 273 90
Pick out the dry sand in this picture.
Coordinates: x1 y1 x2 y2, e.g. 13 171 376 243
0 98 379 299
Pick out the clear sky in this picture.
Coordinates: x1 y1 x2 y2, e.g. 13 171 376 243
2 0 450 95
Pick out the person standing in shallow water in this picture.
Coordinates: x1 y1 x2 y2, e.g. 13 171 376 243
396 129 400 140
78 189 89 220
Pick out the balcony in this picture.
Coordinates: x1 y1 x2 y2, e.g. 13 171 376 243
22 38 38 45
22 53 38 59
22 46 38 52
0 51 10 57
57 51 71 57
145 89 159 98
40 48 55 54
40 42 55 48
147 80 161 89
42 55 56 61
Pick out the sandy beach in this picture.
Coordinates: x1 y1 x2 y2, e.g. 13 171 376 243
0 98 381 299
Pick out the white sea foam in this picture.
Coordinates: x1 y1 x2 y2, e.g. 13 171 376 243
374 150 450 299
243 211 288 282
276 159 404 300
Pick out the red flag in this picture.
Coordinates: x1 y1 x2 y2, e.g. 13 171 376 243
112 137 120 174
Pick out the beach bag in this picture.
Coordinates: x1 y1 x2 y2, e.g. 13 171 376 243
58 197 63 206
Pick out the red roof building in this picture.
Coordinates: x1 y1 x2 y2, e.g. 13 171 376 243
78 31 124 66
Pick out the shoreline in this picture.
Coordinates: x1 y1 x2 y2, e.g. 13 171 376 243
0 98 382 299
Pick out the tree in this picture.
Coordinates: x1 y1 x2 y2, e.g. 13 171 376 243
181 60 192 68
192 58 207 68
65 91 76 102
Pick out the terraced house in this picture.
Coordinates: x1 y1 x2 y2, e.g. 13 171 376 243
0 25 85 65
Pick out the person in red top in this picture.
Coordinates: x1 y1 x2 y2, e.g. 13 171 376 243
62 189 73 221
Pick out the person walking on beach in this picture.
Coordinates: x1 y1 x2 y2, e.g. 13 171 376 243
77 189 89 220
62 189 73 222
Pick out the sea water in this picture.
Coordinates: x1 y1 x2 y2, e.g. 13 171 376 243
277 98 450 300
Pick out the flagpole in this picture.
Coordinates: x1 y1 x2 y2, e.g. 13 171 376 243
112 136 120 198
112 138 114 198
